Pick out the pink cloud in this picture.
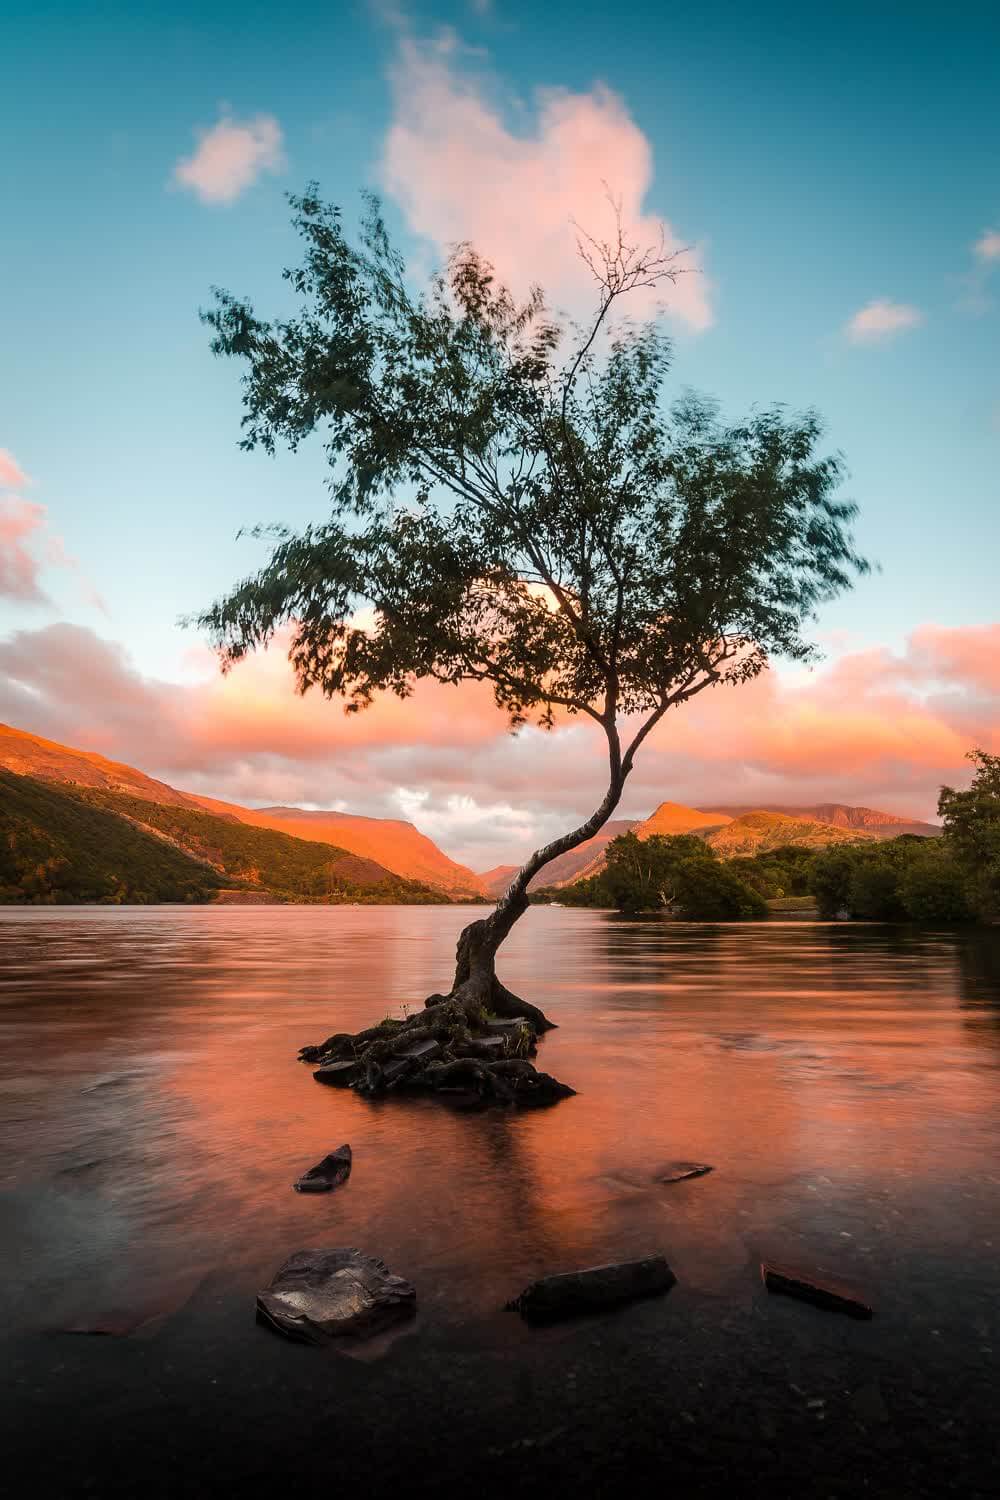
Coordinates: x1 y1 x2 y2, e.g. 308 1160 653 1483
1 620 997 865
172 113 285 205
0 449 30 490
973 229 1000 262
381 34 712 330
845 299 924 343
0 499 50 603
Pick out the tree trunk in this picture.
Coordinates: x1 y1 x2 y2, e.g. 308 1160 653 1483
427 772 626 1032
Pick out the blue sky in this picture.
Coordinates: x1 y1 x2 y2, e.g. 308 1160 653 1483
0 0 998 856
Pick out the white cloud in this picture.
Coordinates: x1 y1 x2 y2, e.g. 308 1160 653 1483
172 113 285 205
845 298 924 344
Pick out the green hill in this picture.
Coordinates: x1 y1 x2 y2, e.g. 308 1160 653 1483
64 787 443 903
0 769 222 904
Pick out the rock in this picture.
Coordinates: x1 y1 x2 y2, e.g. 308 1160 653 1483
504 1068 577 1105
294 1145 352 1193
487 1018 533 1035
313 1060 363 1088
761 1261 873 1319
508 1256 676 1323
655 1162 713 1184
256 1248 416 1344
459 1036 507 1058
397 1038 442 1063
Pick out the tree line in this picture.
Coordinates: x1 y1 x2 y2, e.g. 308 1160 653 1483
533 750 1000 924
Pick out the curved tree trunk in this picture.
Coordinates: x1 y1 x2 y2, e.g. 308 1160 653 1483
427 769 627 1032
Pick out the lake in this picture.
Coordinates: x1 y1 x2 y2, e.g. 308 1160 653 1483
2 906 1000 1496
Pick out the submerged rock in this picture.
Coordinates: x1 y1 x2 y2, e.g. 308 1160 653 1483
655 1162 713 1184
761 1261 873 1319
508 1256 676 1323
256 1248 416 1344
294 1144 352 1194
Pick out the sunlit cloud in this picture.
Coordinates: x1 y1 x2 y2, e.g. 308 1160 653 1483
973 228 1000 262
380 32 712 330
0 449 30 490
845 299 924 344
1 620 996 864
172 112 285 205
0 499 51 604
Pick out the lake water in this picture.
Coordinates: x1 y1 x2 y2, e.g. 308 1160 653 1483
3 907 1000 1495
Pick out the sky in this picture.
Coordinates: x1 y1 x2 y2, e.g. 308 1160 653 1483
1 0 998 867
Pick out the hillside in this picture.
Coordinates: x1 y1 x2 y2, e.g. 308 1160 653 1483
0 722 203 809
0 721 482 896
704 810 877 857
72 789 440 901
477 819 638 896
0 769 222 904
635 802 733 837
190 796 484 896
702 802 940 839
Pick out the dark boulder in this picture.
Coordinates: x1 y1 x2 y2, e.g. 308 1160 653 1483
256 1248 416 1344
508 1255 676 1323
761 1261 873 1319
294 1144 352 1193
313 1060 363 1088
655 1162 713 1184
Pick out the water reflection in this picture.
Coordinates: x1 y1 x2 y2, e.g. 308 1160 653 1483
2 908 1000 1338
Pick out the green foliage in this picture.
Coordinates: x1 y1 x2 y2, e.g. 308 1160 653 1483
735 844 817 898
0 770 221 904
195 188 866 775
939 749 1000 922
539 831 765 919
809 835 971 923
72 788 443 903
671 856 768 919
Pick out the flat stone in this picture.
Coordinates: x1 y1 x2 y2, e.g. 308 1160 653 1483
655 1162 713 1184
761 1261 873 1319
294 1144 352 1193
460 1036 507 1057
313 1060 362 1087
487 1019 531 1034
397 1039 442 1062
508 1256 676 1323
256 1248 416 1344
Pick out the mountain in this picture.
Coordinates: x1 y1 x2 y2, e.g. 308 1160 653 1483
71 788 437 900
571 804 730 883
0 723 203 809
703 810 877 857
635 802 732 837
701 802 941 839
187 798 484 897
0 769 223 904
477 820 639 896
478 865 520 898
0 721 482 897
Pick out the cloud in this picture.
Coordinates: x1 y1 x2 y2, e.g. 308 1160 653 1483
172 113 285 205
380 33 712 330
1 619 997 865
845 299 924 344
0 449 30 490
973 229 1000 262
0 500 51 603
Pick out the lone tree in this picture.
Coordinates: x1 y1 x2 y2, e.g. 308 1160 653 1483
197 188 867 1041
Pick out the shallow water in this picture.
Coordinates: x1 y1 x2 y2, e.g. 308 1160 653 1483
3 906 1000 1328
3 907 1000 1493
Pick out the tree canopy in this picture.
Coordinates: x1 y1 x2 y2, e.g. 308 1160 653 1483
196 189 867 816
